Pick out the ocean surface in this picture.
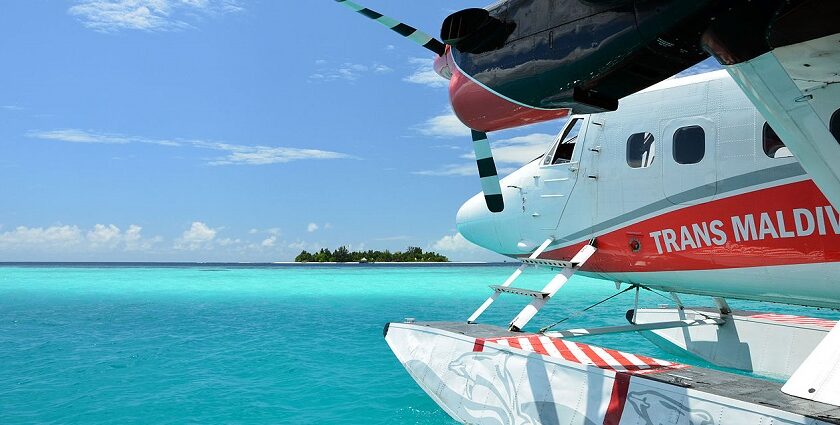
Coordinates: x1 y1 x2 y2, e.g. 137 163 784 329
1 264 837 424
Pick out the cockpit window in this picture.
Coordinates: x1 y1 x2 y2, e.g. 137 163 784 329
627 132 656 168
543 118 582 166
831 108 840 144
763 122 793 159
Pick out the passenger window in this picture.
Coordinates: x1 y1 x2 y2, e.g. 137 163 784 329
831 109 840 144
543 118 582 166
673 126 705 164
627 132 656 168
763 123 793 158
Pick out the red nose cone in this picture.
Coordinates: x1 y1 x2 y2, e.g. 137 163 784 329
448 62 569 132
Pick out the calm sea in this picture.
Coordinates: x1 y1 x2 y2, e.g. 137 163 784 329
0 264 837 424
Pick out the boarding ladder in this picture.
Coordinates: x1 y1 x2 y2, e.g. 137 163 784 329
467 238 597 332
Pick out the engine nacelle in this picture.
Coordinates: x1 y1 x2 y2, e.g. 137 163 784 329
440 0 834 129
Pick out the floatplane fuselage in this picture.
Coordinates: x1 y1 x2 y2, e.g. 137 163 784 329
457 70 840 310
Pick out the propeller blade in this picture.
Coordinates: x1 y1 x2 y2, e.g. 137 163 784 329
334 0 446 56
471 130 504 213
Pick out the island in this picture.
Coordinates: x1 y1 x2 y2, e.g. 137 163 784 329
294 246 448 263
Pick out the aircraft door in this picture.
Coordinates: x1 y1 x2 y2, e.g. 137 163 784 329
662 117 717 205
526 117 587 235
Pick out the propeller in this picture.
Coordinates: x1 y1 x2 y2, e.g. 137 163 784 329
334 0 446 56
334 1 506 212
472 130 504 213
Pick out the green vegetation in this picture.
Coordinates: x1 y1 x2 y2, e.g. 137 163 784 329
294 246 448 263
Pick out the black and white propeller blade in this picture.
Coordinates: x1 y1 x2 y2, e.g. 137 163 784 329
471 130 504 213
334 0 446 56
335 0 505 213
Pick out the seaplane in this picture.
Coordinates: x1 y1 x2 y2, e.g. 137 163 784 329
335 0 840 423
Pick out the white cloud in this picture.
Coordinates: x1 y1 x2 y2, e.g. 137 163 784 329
0 223 159 252
416 109 469 138
217 237 241 247
29 129 181 146
413 163 476 177
27 129 354 166
1 105 24 111
305 222 330 233
463 133 555 165
68 0 243 33
0 222 321 260
373 64 393 73
404 57 448 88
124 224 159 251
415 132 554 177
431 232 479 252
430 232 506 262
287 240 321 252
125 224 142 241
261 236 277 247
202 142 353 166
0 225 83 248
309 61 393 83
30 129 134 144
175 221 217 250
87 224 122 247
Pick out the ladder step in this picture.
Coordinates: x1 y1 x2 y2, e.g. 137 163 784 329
508 243 598 332
490 285 550 298
520 258 575 268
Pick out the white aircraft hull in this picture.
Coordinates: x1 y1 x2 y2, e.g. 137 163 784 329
457 70 840 310
386 321 839 425
581 262 840 309
633 307 835 379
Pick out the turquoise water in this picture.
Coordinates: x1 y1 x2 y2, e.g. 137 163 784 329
1 265 837 424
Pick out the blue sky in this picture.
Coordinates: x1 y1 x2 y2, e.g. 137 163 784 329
0 1 720 262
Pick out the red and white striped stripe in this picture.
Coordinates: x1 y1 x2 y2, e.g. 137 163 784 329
749 313 837 329
473 335 687 375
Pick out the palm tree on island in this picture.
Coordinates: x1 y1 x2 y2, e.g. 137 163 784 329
294 246 448 263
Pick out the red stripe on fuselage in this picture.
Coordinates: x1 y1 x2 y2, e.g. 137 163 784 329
537 180 840 272
527 336 549 355
552 339 580 363
578 344 611 369
603 348 642 371
603 373 631 425
473 338 485 352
